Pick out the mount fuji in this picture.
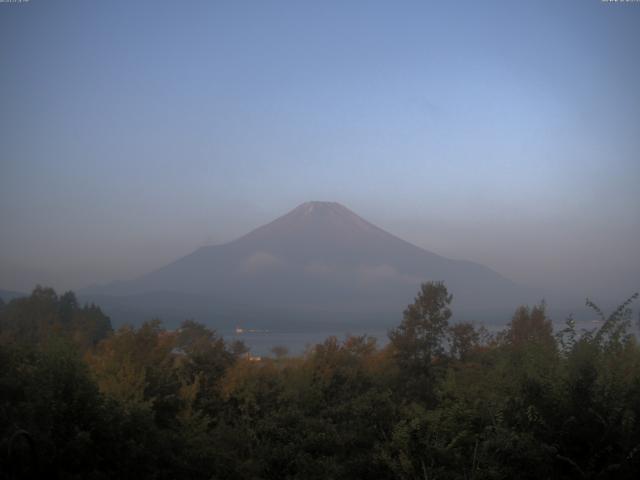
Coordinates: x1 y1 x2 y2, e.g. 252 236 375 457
82 202 531 328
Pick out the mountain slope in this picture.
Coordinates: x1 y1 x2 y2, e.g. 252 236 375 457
83 202 530 326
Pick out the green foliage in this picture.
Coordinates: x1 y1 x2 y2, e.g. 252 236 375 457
0 286 112 349
389 281 452 404
1 285 639 479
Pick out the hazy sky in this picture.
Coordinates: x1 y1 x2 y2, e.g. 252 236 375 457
1 0 639 300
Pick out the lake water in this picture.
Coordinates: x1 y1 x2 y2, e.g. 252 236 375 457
223 329 389 356
221 317 635 357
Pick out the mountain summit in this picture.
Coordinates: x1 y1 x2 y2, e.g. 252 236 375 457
84 202 529 327
231 201 438 263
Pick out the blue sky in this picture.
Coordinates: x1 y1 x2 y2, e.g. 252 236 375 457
1 0 639 299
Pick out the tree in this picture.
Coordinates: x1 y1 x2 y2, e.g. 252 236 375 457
503 302 554 349
448 321 481 361
388 281 452 403
0 286 112 350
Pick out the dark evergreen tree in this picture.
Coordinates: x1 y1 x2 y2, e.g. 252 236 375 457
388 281 452 404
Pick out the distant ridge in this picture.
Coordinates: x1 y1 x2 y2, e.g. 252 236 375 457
82 202 532 328
0 289 27 303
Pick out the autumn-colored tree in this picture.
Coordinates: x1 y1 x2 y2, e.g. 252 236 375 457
2 285 640 479
504 302 554 347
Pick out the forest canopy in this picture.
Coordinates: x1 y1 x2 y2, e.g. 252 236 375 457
1 284 639 479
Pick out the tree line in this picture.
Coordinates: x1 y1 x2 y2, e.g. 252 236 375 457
1 283 639 479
